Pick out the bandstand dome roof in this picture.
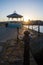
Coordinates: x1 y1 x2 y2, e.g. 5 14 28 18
7 12 23 18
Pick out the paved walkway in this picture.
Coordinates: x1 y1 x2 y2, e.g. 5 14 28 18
0 27 38 65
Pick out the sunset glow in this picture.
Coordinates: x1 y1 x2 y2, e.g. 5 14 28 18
0 0 43 21
24 16 29 22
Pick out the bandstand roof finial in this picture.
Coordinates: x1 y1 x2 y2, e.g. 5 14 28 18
14 11 16 13
7 11 23 18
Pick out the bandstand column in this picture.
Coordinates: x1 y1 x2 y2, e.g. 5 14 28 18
17 18 18 21
12 18 13 21
8 18 10 21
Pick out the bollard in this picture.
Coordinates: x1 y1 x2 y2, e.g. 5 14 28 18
23 31 30 65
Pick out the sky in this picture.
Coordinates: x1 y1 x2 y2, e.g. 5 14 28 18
0 0 43 21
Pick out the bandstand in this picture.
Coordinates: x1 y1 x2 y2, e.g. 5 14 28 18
7 11 24 22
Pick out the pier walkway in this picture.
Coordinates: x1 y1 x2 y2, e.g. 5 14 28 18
0 26 43 65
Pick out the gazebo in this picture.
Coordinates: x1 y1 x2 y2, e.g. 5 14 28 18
7 11 23 21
